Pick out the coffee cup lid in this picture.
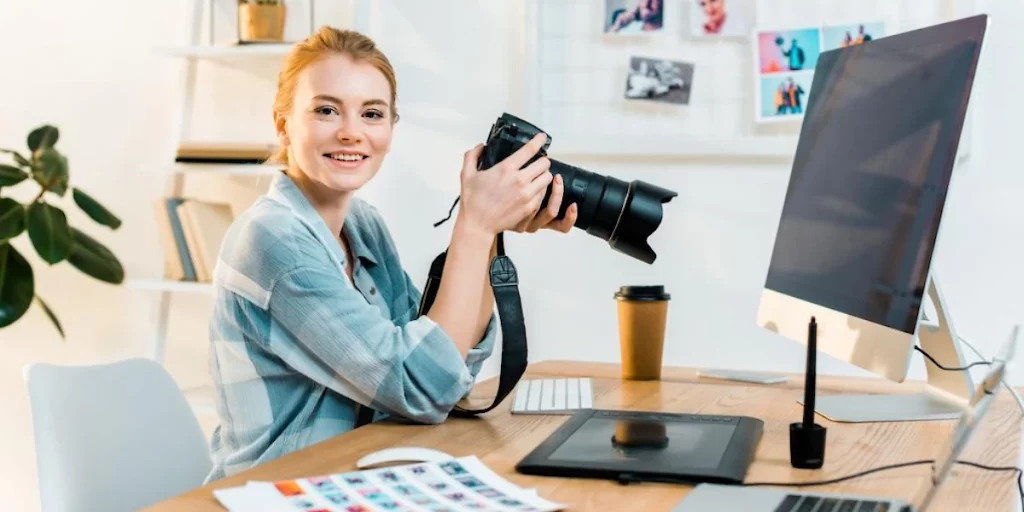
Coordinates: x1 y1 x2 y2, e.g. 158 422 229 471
614 285 670 301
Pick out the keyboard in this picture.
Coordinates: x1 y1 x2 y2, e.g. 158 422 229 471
774 494 892 512
511 378 593 415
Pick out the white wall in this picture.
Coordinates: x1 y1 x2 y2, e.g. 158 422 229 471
0 0 1020 511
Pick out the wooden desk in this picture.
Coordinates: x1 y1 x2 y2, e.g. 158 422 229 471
145 361 1022 511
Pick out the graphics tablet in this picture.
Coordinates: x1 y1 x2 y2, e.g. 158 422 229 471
515 409 763 485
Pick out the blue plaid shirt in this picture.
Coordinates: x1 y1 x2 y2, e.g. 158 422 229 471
205 171 497 482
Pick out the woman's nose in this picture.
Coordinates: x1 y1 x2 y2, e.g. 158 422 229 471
336 117 362 143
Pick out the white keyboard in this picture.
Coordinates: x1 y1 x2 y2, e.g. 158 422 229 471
511 378 593 415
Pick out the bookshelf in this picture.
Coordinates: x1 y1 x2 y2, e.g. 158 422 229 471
128 279 214 294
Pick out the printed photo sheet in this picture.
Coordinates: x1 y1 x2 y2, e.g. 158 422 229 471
213 456 566 512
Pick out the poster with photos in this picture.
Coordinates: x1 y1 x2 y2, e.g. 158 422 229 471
605 0 664 34
625 56 695 105
213 456 566 512
689 0 755 38
754 21 886 123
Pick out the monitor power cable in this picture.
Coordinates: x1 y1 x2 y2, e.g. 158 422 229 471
914 339 1024 416
742 459 1023 511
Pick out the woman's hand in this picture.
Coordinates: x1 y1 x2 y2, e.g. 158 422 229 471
512 173 578 234
457 133 554 237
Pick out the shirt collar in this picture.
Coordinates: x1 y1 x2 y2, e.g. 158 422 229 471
266 171 379 268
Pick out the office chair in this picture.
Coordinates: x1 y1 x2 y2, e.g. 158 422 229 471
24 358 213 512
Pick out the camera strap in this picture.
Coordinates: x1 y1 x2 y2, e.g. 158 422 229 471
416 231 528 417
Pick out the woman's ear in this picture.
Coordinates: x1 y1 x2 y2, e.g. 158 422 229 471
274 112 291 147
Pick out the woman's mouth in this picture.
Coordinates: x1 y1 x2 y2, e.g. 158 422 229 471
324 151 369 169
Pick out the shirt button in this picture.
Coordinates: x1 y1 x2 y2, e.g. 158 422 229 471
370 286 377 295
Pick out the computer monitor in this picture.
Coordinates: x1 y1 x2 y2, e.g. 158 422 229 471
756 14 989 423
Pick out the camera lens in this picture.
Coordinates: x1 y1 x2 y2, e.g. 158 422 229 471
545 160 676 264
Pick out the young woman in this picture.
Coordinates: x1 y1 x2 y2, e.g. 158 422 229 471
205 26 577 482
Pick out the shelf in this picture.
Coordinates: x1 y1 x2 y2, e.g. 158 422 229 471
128 279 213 294
155 43 293 58
173 162 283 176
547 136 800 160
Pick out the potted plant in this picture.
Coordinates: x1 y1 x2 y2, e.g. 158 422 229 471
238 0 287 43
0 125 124 339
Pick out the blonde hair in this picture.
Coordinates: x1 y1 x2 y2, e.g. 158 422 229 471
269 26 399 166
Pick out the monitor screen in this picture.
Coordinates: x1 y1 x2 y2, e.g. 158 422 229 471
764 23 982 334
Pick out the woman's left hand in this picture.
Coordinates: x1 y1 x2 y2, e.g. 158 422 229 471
513 173 578 234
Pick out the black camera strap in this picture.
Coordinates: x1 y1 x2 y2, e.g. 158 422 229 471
415 231 528 416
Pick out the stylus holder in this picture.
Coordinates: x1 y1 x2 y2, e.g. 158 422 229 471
789 422 826 469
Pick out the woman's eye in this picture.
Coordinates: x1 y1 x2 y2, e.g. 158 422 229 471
315 106 337 116
365 110 384 119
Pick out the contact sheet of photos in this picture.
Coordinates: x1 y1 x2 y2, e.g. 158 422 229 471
213 456 566 512
595 1 886 123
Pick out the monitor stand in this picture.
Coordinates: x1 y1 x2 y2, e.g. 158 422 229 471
799 278 976 423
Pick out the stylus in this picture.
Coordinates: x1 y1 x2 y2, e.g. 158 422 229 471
804 317 817 427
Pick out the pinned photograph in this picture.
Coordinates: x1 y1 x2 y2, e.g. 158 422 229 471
822 22 885 50
758 72 814 122
625 56 695 105
605 0 664 34
757 27 821 74
689 0 755 37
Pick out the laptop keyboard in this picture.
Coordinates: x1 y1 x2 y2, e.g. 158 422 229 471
774 494 890 512
511 378 593 414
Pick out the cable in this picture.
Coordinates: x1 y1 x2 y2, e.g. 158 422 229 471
743 459 1023 511
956 335 1024 417
956 461 1024 512
914 345 991 371
743 459 931 487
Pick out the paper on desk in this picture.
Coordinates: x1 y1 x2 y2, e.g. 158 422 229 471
212 455 566 512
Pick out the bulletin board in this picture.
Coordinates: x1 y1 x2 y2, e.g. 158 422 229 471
521 0 980 160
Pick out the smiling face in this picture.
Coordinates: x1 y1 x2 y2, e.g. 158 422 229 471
276 53 394 194
700 0 724 19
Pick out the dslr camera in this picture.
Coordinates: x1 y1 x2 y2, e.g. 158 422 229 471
478 113 677 264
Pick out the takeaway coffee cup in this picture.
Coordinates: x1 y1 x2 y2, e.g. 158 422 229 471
614 285 670 380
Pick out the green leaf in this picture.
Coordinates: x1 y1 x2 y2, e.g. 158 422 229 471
33 148 69 196
0 149 31 168
0 164 28 187
67 227 124 284
35 295 64 340
72 188 121 229
0 243 34 329
0 199 26 241
27 202 73 264
28 125 59 153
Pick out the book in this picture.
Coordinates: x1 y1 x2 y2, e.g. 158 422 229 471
175 199 235 282
152 197 197 281
176 141 278 164
213 456 566 512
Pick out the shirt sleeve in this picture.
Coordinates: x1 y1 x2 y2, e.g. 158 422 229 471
266 263 477 425
394 267 498 386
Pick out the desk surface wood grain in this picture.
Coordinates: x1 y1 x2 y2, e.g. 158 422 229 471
145 360 1023 512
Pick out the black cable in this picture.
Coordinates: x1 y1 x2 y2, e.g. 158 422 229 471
914 345 991 371
743 459 932 487
743 459 1023 511
956 461 1024 512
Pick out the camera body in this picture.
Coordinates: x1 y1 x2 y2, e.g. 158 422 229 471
479 113 551 171
477 113 677 264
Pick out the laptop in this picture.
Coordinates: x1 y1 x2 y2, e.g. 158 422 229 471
672 326 1018 512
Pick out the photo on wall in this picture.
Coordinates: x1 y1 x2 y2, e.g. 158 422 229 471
605 0 664 34
624 56 695 105
759 72 814 121
822 22 885 50
689 0 755 38
757 27 821 74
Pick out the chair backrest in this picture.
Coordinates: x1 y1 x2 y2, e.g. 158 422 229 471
24 358 213 512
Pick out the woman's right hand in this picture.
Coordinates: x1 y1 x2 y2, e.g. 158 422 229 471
457 133 553 237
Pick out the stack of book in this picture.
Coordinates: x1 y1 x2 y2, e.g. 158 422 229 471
153 198 235 282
